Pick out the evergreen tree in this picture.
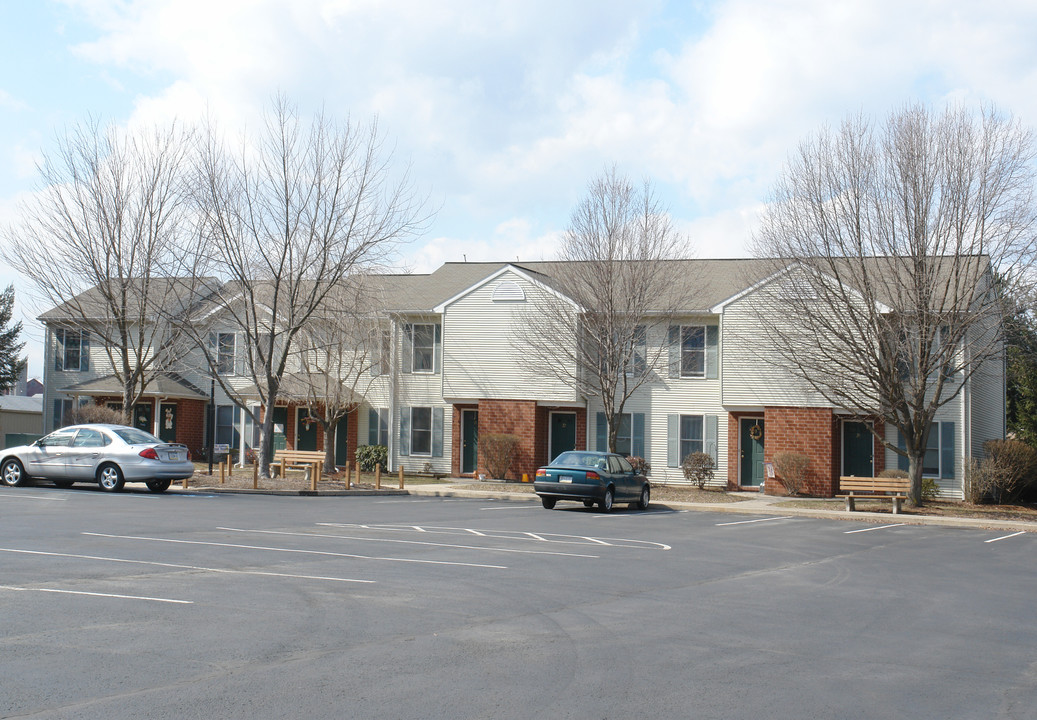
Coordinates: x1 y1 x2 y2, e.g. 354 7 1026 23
0 286 25 392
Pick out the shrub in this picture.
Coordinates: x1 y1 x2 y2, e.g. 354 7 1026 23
921 477 940 502
980 439 1037 503
627 456 651 475
878 468 908 479
773 451 811 496
355 444 388 472
63 403 125 427
681 452 716 489
481 433 520 480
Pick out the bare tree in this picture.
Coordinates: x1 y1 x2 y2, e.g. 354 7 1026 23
515 167 693 452
4 119 196 420
283 282 386 473
749 104 1037 505
186 97 425 477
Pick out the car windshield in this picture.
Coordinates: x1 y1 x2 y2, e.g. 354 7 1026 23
552 451 607 468
111 426 162 445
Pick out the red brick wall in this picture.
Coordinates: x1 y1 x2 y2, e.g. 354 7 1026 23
763 406 837 497
451 404 478 477
178 399 207 458
477 399 538 481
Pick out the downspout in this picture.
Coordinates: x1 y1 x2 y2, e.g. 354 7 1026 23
42 323 51 433
389 315 398 472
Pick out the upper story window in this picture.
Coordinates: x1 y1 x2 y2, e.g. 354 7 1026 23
211 332 236 375
624 326 647 375
681 326 705 377
403 322 441 375
54 329 89 372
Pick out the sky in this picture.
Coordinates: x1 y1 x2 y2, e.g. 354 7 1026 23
3 0 1037 379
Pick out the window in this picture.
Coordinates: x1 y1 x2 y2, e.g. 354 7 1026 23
52 397 89 429
368 407 389 446
923 424 941 477
410 407 432 455
614 414 633 456
72 428 109 447
681 326 705 377
215 405 241 447
898 422 954 480
111 426 162 444
54 329 89 371
40 428 77 447
411 324 435 373
216 333 236 375
623 326 647 375
679 415 704 463
595 412 645 457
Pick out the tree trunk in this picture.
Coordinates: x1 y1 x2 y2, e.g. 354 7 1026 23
259 407 275 479
322 418 338 476
907 454 925 507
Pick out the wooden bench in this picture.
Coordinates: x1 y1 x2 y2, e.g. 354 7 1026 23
272 450 325 481
837 476 910 514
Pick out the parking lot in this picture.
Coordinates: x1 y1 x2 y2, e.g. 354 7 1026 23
3 486 1037 719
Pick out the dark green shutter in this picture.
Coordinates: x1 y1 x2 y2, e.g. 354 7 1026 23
596 412 607 452
667 414 678 467
80 331 89 372
368 408 379 445
432 407 444 457
632 413 645 458
434 324 442 375
399 407 410 456
54 329 64 371
706 325 718 380
941 421 955 479
402 324 413 374
668 326 680 378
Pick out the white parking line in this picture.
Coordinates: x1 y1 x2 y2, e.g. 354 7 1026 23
715 516 792 526
318 523 671 550
985 531 1027 544
0 584 192 604
0 547 374 584
481 506 540 511
217 526 599 559
84 531 510 569
0 492 65 501
844 523 906 534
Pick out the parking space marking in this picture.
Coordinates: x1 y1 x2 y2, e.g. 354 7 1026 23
218 526 600 558
0 546 375 584
0 492 65 501
844 523 906 534
481 506 540 511
0 585 192 604
84 532 509 569
715 516 792 527
985 531 1027 544
318 523 671 551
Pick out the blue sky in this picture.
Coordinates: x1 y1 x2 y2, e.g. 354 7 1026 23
3 0 1037 377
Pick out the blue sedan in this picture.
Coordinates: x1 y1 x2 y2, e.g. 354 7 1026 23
534 451 650 512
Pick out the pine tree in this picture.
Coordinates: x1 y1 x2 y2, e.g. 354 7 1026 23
0 286 25 392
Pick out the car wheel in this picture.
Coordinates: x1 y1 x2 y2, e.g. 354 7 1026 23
97 464 125 492
52 479 75 488
541 496 557 509
583 499 595 508
636 484 650 510
599 487 614 513
146 479 171 493
1 458 30 487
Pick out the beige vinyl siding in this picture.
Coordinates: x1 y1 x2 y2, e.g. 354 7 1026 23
441 270 581 403
883 398 966 499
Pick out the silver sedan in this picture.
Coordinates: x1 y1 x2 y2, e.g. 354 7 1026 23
0 423 194 493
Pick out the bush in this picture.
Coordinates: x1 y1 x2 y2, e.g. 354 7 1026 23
627 456 651 475
979 439 1037 503
921 476 940 502
878 468 908 478
481 433 520 479
773 451 811 496
681 452 715 489
355 444 388 472
63 403 125 427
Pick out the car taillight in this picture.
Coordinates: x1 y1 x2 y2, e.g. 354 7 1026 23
586 471 600 481
186 449 192 461
536 469 547 477
139 448 159 460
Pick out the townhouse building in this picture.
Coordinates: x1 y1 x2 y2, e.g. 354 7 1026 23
40 259 1005 498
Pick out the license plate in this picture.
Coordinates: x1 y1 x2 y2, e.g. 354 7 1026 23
559 476 572 483
169 452 183 461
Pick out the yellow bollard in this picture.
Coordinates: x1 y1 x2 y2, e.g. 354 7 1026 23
252 461 258 489
227 457 233 478
398 465 404 489
522 473 529 483
219 459 225 484
182 476 188 490
355 461 361 490
375 463 381 490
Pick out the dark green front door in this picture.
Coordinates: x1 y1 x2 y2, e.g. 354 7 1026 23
159 403 177 443
740 418 765 486
272 407 288 452
843 421 873 477
297 407 318 451
550 412 577 461
335 415 349 469
461 410 478 475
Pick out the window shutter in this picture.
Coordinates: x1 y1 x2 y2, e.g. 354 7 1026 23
705 414 718 464
399 407 410 456
234 334 244 376
634 325 647 375
706 325 718 380
668 326 680 379
434 324 442 375
896 429 909 472
667 414 678 467
596 412 607 452
941 421 955 479
632 413 645 458
80 331 89 372
54 329 63 371
402 324 413 374
432 407 444 457
368 408 379 445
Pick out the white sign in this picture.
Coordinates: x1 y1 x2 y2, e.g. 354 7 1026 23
214 443 230 454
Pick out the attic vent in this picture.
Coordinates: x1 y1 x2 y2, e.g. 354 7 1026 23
492 281 525 302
